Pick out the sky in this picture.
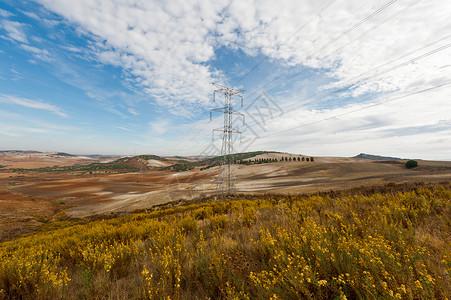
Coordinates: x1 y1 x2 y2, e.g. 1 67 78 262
0 0 450 160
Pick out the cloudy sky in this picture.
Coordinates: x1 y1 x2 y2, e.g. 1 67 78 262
1 0 450 159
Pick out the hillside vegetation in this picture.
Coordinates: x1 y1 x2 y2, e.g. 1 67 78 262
0 183 449 299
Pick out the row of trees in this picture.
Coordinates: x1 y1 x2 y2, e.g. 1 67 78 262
239 156 315 165
281 156 314 162
239 158 278 165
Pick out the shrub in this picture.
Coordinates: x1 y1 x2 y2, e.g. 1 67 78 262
1 184 449 299
177 216 197 233
209 215 228 231
406 160 418 168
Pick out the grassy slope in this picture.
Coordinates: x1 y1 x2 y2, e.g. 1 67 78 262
0 183 450 299
7 151 278 174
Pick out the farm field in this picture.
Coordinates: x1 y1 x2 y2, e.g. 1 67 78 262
1 151 450 242
0 183 449 299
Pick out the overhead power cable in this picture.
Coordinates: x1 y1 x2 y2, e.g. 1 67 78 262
189 36 451 154
235 0 338 85
238 0 401 108
241 38 451 130
259 81 451 139
180 0 404 155
171 0 339 154
173 0 434 155
308 0 398 58
189 80 450 154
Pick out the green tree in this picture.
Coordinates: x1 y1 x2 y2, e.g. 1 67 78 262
302 157 305 161
310 157 314 162
405 160 418 168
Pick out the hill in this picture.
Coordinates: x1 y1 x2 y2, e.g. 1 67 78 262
353 153 402 161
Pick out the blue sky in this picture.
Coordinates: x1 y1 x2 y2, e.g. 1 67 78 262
0 0 450 159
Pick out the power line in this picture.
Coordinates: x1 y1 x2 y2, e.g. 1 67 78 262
173 0 438 155
234 0 338 85
258 81 451 139
319 0 423 61
241 37 451 130
173 0 403 154
351 43 451 87
308 0 399 58
171 0 339 153
189 36 451 155
236 0 401 110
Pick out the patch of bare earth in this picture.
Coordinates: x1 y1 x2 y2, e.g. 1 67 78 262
0 189 60 241
0 153 449 234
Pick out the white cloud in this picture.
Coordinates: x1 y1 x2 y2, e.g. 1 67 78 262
0 123 49 136
61 45 82 53
35 0 451 112
127 107 138 116
0 8 13 18
236 85 451 160
115 125 133 132
31 120 77 131
37 0 228 111
0 95 67 117
17 0 451 157
20 44 52 61
22 10 60 27
0 20 28 43
22 11 40 20
149 119 171 136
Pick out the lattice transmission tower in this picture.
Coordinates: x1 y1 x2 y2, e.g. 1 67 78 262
210 83 244 196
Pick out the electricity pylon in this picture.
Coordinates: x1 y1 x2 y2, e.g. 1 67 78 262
210 83 244 196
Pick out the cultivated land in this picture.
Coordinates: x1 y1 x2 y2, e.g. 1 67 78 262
0 151 450 241
0 151 450 299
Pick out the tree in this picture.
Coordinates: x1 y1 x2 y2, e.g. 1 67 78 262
289 157 292 161
302 157 305 162
405 160 418 168
310 157 314 162
306 157 310 162
297 157 300 161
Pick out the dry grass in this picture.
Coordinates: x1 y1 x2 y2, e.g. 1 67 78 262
0 182 449 299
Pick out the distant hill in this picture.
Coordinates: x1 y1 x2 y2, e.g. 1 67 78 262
54 152 75 157
84 154 123 160
200 151 279 165
0 150 42 154
354 153 402 161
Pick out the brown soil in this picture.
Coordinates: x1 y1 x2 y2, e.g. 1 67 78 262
0 151 96 169
1 152 450 241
